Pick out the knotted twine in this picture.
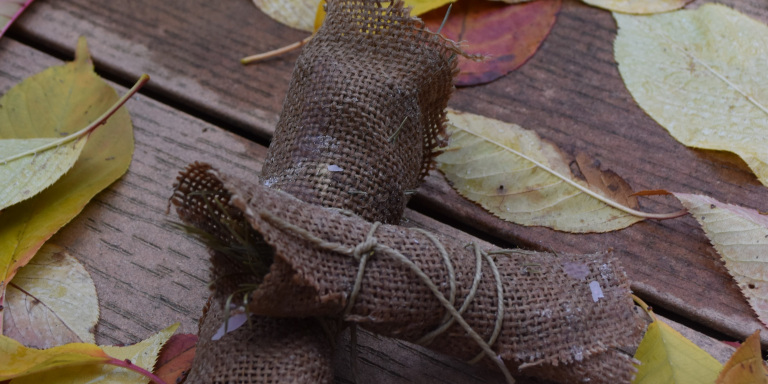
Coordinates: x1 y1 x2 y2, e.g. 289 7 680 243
206 167 642 384
173 0 642 381
176 0 462 382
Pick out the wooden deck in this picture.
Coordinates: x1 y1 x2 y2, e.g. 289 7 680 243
3 0 766 382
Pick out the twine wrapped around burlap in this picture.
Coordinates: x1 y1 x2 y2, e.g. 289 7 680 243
175 1 463 382
174 164 643 384
260 0 461 224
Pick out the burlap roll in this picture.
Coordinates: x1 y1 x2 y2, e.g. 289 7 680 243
175 165 642 384
176 0 461 382
260 0 460 224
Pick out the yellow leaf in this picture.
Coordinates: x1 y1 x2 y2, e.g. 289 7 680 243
583 0 690 14
674 193 768 329
436 110 680 233
254 0 319 32
614 5 768 187
633 317 722 384
0 337 109 379
313 0 455 33
0 120 95 211
2 323 178 384
0 38 143 300
717 330 768 384
3 244 98 349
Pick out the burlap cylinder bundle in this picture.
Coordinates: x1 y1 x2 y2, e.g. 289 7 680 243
173 165 643 384
175 0 461 381
260 0 460 224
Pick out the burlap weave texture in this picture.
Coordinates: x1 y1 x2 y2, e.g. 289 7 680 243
199 168 641 384
186 297 334 384
260 0 459 224
176 1 462 381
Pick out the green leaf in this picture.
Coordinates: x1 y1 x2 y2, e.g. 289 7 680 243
633 317 723 384
0 37 145 309
0 132 88 211
614 4 768 187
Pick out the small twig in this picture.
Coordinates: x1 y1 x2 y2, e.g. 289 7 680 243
241 36 312 65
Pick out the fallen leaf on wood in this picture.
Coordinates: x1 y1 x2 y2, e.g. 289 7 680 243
154 334 197 384
633 311 723 383
0 92 126 211
253 0 318 32
436 110 682 233
0 0 33 39
422 0 560 86
0 37 144 328
674 193 768 328
615 4 768 187
3 244 98 349
1 323 178 384
716 330 768 384
583 0 691 14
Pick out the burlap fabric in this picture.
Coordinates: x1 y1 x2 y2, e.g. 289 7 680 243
174 165 642 384
260 0 460 224
176 1 461 381
188 297 334 384
174 163 333 384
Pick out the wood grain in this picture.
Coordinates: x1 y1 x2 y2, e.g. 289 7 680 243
1 0 764 379
0 39 504 383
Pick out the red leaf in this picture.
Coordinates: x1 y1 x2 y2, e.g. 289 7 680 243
154 333 197 383
423 0 561 86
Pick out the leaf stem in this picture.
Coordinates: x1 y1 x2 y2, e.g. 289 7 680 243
0 74 150 164
240 36 312 65
631 294 657 322
106 357 168 384
454 126 688 220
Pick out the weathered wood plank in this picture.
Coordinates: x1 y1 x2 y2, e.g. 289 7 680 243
0 39 504 383
418 0 768 344
5 0 766 374
0 35 746 382
12 0 768 346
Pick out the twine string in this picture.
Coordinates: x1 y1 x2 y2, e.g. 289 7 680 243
414 229 480 347
258 210 514 384
411 228 458 346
